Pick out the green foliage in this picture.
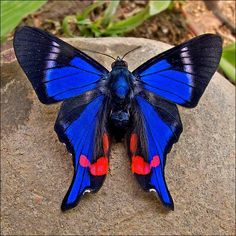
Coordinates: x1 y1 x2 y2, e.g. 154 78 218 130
101 0 120 28
149 0 172 16
62 0 171 37
1 0 47 42
220 42 236 84
104 6 149 36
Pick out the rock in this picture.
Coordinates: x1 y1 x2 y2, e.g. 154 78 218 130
1 37 235 235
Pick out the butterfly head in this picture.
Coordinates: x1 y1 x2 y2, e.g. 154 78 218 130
111 57 128 68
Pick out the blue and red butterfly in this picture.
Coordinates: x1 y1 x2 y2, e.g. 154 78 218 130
13 27 222 211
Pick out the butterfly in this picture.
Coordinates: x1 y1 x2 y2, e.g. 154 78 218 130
13 26 222 211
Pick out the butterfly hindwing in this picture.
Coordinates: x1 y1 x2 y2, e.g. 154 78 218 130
13 26 108 104
132 34 222 108
54 90 111 211
127 92 183 209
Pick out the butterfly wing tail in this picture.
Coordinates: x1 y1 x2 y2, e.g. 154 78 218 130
127 93 182 210
149 165 174 209
55 91 111 211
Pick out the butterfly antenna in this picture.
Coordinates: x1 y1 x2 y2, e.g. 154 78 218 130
121 46 142 59
80 48 116 60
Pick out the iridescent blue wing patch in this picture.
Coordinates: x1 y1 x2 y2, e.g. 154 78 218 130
127 91 182 209
132 34 222 108
54 90 111 211
13 26 108 104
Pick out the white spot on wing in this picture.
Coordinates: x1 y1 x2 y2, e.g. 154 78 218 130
46 60 56 68
180 47 193 85
180 51 189 57
181 46 188 52
149 188 157 193
83 189 91 195
180 47 192 72
46 41 60 68
182 57 191 64
52 41 60 47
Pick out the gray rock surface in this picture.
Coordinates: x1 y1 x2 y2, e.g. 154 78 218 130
1 37 235 235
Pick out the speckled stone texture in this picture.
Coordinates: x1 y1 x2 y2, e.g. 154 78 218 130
1 37 235 235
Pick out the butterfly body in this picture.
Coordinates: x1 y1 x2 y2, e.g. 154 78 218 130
105 58 132 137
13 26 222 211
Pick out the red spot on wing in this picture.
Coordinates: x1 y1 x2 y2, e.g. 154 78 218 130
79 154 109 176
131 156 151 175
103 133 109 155
131 155 161 175
130 133 138 154
90 157 109 176
150 155 160 167
79 155 91 167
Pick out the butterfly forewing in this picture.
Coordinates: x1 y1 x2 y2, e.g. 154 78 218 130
132 34 222 107
13 26 108 104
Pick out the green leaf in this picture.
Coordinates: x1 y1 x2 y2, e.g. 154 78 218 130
103 0 171 36
1 0 47 42
104 6 149 35
90 24 103 37
75 1 105 36
76 1 104 21
148 0 171 16
62 15 77 37
101 0 120 27
220 42 236 84
77 25 93 37
77 19 92 25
